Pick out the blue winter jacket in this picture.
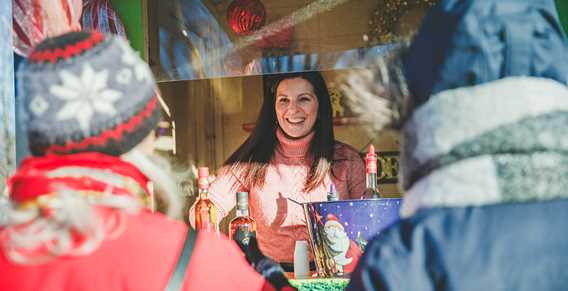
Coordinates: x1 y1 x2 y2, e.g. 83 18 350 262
347 199 568 291
347 0 568 290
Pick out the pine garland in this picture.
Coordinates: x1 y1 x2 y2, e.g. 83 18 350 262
367 0 438 45
290 278 350 291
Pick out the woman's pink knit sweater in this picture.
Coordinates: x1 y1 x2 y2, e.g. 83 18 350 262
197 129 366 262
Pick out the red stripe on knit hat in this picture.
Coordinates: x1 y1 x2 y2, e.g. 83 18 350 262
46 96 158 154
29 31 104 63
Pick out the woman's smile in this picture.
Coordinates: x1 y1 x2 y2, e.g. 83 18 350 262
286 117 306 124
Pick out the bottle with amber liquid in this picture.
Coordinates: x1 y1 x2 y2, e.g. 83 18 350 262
365 144 381 198
229 191 256 247
194 167 220 234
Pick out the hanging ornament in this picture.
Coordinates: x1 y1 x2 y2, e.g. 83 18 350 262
226 0 266 36
81 0 127 38
12 0 83 56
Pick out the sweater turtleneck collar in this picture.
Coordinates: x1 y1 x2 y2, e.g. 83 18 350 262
275 127 314 158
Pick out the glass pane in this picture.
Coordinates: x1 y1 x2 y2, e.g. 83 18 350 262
148 0 438 82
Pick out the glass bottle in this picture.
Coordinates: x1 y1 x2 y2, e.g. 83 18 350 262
229 191 256 247
365 144 381 198
194 167 220 234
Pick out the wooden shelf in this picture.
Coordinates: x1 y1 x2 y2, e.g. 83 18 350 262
241 117 362 132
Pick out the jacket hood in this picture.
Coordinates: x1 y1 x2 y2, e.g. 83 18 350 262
400 77 568 217
403 0 568 108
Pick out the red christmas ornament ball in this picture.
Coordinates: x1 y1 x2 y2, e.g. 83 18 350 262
227 0 266 35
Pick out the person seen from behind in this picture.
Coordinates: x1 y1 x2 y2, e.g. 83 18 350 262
342 0 568 290
0 30 278 291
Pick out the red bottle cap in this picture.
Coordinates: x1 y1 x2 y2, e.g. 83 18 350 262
198 167 209 178
198 167 209 190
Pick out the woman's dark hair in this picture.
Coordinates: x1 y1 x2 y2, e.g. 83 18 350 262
225 71 335 192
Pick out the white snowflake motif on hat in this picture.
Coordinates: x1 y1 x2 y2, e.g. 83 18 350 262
117 39 152 82
29 95 49 116
50 64 122 131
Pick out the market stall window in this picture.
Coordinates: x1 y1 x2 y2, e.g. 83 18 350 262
144 0 437 224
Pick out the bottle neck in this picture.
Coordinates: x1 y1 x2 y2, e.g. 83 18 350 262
198 175 209 198
366 172 377 189
199 187 209 199
236 206 249 217
327 192 338 201
366 172 380 198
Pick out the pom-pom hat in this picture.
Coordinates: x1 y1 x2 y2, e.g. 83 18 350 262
325 214 343 229
18 31 161 156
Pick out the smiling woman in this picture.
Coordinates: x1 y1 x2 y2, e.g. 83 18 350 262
275 78 319 139
189 71 367 270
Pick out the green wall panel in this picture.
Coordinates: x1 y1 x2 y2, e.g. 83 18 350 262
556 0 568 36
110 0 146 59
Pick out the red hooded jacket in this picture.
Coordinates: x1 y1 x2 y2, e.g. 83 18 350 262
0 153 275 291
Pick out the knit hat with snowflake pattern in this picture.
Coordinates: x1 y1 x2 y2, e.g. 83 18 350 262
18 31 161 156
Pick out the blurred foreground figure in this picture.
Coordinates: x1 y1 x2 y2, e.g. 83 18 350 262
0 31 275 291
343 0 568 290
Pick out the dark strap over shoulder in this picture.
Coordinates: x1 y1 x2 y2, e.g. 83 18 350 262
165 227 197 291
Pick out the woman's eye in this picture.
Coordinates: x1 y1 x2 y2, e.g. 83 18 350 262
278 98 289 104
299 96 312 102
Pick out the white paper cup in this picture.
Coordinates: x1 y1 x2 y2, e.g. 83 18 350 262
294 240 310 279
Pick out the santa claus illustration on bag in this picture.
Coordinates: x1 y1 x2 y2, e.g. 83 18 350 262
322 214 362 274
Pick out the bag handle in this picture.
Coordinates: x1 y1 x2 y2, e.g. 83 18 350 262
165 227 198 291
